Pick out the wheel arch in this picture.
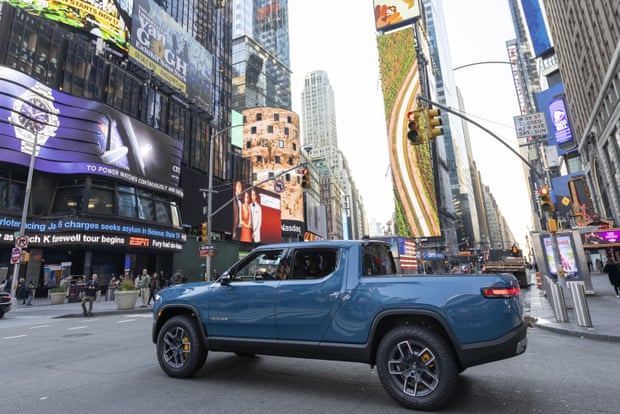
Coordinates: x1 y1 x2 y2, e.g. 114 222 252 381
367 310 464 371
152 305 208 346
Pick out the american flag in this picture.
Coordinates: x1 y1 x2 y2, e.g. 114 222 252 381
399 238 418 272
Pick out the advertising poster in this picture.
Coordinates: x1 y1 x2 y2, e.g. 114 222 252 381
376 27 441 237
128 0 213 113
0 0 130 51
374 0 421 31
0 66 183 196
543 234 582 281
231 181 282 244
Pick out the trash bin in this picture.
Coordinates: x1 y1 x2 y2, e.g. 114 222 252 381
567 281 592 327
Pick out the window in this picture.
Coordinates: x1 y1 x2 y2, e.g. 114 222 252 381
267 125 274 133
291 249 338 280
362 244 396 276
256 113 262 121
274 113 280 121
230 250 285 281
251 126 257 134
51 179 86 215
118 186 137 218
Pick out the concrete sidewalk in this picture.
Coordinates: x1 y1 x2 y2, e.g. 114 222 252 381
8 272 620 342
522 270 620 342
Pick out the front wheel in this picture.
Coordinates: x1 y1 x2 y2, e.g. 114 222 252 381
376 326 458 411
156 315 207 378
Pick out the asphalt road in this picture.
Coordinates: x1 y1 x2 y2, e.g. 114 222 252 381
1 314 619 413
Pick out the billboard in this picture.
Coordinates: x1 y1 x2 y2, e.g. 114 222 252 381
231 181 282 244
374 0 421 32
548 96 573 146
0 66 183 196
128 0 213 113
541 233 582 281
0 0 130 51
535 83 574 153
520 0 552 57
376 28 441 237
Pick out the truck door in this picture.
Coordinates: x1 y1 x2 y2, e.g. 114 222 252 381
275 248 342 342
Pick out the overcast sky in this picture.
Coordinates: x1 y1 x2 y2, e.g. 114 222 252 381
288 1 532 247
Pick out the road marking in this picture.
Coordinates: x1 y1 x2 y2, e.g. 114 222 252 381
3 334 27 339
118 319 137 323
67 326 87 330
30 325 50 329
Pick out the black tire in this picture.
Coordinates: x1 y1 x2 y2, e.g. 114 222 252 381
0 309 4 319
376 326 458 411
156 315 207 378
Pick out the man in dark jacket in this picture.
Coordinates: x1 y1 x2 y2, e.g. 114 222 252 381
81 274 99 317
603 257 620 297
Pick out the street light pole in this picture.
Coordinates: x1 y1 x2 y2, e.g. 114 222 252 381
10 131 39 305
204 124 244 281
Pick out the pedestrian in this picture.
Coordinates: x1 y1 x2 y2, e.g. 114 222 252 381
25 280 34 306
603 256 620 298
147 272 160 305
140 268 151 307
81 274 99 317
16 277 27 304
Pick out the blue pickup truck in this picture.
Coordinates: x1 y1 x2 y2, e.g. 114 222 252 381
152 239 527 411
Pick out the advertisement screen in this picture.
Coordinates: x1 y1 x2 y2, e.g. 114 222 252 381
582 229 620 248
374 0 421 32
129 0 213 113
231 181 282 244
376 28 440 237
548 96 573 145
542 234 582 280
0 0 129 51
0 66 183 196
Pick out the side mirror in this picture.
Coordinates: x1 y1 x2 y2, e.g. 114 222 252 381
219 274 232 286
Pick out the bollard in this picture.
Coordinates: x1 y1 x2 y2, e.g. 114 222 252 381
567 281 592 327
545 275 569 322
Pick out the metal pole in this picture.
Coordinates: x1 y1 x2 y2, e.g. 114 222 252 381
10 132 39 305
206 127 215 281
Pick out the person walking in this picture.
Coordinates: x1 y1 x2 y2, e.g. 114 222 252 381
147 272 160 305
603 256 620 297
140 269 151 307
81 274 99 317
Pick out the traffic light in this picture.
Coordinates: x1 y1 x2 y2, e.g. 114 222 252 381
301 168 311 191
406 109 425 145
198 221 208 244
425 108 443 139
539 186 555 213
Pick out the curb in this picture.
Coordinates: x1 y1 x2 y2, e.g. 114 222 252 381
532 317 620 343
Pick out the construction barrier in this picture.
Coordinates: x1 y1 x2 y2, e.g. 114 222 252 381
535 272 542 289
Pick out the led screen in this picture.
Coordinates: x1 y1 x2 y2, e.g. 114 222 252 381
0 66 183 196
374 0 421 32
548 96 573 145
542 234 582 281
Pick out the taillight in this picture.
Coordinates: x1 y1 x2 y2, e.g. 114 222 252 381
481 286 521 298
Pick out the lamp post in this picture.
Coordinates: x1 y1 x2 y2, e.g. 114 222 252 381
9 131 39 305
202 124 243 281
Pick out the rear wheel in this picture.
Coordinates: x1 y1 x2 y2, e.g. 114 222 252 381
156 315 207 378
376 326 457 411
0 309 4 319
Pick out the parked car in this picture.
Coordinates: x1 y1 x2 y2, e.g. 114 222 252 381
0 291 12 318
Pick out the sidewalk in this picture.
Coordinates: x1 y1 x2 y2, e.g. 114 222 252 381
8 273 620 342
523 270 620 342
9 295 153 318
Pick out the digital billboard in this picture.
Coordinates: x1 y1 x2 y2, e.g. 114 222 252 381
231 181 282 244
582 229 620 248
374 0 421 32
129 0 213 113
520 0 552 57
542 233 582 281
0 0 130 51
376 28 441 238
0 66 183 196
548 96 573 146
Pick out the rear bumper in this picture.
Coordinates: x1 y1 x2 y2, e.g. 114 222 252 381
457 321 528 369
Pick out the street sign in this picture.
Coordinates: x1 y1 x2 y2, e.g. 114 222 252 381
199 244 216 251
10 247 21 264
513 112 548 138
199 244 217 257
15 235 28 249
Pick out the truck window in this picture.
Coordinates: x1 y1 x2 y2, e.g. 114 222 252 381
231 250 284 281
291 249 338 280
363 244 396 276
